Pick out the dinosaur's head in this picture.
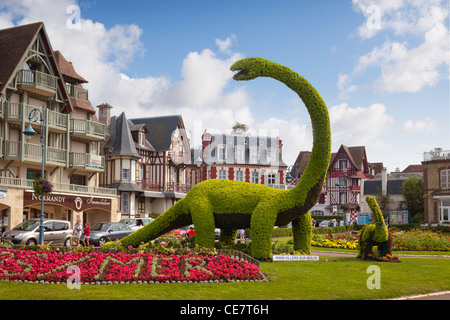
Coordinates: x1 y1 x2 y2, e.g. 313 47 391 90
230 57 269 81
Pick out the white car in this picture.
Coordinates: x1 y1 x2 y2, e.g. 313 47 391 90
319 220 330 227
119 218 153 231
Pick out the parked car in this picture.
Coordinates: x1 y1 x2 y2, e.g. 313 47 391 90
2 219 72 247
89 222 133 246
171 225 195 238
119 218 153 231
319 220 330 227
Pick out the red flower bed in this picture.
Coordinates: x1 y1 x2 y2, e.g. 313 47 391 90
0 249 263 284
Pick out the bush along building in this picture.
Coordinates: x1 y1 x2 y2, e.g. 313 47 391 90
99 104 193 218
0 22 118 232
198 129 288 188
293 144 378 224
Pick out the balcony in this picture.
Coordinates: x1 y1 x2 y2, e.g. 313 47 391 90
423 149 450 162
166 182 191 194
66 84 88 100
137 179 163 192
16 70 58 97
0 176 116 196
70 119 105 141
69 152 104 172
4 141 67 166
5 102 69 133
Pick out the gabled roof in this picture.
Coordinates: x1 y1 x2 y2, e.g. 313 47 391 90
331 145 368 172
0 22 42 93
53 50 88 83
105 112 140 158
292 151 311 176
0 22 73 112
130 115 185 152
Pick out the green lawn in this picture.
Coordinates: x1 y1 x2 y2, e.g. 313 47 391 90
0 255 448 300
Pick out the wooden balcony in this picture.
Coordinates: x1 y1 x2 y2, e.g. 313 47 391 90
70 119 105 141
5 102 69 133
16 70 58 97
137 180 163 192
166 182 191 194
69 152 104 172
66 84 88 100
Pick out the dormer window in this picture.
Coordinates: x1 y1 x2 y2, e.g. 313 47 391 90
139 131 146 146
250 147 258 163
266 148 277 163
235 146 244 162
217 145 226 161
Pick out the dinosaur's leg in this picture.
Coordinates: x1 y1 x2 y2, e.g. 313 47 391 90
219 229 238 245
292 212 312 255
190 197 215 249
250 202 277 260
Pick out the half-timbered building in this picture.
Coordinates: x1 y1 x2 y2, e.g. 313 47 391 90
99 105 192 218
0 22 118 233
293 144 377 223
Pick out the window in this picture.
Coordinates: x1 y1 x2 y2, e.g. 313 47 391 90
267 149 276 163
250 148 258 163
235 147 244 162
139 132 146 146
70 175 86 186
122 168 130 180
218 170 227 180
251 171 259 184
441 169 450 189
339 160 347 170
217 146 226 161
121 193 129 214
267 173 276 185
236 171 244 182
27 169 42 180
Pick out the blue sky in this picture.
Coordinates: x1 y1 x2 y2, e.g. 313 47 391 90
1 0 449 172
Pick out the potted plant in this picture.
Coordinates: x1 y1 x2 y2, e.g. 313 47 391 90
33 177 53 196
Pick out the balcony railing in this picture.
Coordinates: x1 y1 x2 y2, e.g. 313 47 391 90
70 119 105 140
17 70 58 96
69 152 104 171
66 84 89 100
0 176 116 196
137 180 163 192
5 102 68 132
424 149 450 162
166 182 191 194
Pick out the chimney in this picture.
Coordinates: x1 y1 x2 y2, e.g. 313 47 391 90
97 103 113 140
381 167 387 195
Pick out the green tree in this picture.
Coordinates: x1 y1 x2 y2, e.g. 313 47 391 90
401 176 424 217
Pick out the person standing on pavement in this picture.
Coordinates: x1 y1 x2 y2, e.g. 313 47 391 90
73 218 82 247
82 222 90 246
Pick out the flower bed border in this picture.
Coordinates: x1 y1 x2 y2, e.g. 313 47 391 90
0 247 267 285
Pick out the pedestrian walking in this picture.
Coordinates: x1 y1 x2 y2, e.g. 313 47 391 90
73 218 82 247
82 222 90 246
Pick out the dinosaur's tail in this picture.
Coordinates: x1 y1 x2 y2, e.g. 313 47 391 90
119 198 191 247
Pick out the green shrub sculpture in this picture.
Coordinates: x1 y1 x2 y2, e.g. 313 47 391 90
358 197 397 261
118 58 331 260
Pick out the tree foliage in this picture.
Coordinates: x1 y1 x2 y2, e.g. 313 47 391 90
401 176 424 217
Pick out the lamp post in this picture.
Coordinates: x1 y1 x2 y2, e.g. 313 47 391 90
23 104 46 245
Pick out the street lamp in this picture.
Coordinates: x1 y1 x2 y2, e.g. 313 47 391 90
23 104 46 245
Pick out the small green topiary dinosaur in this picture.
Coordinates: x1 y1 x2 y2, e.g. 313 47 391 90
118 58 332 260
358 197 393 260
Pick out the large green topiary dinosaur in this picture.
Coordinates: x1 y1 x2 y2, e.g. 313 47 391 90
118 57 331 260
357 197 393 260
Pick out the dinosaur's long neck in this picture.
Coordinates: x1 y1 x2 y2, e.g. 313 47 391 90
261 64 331 208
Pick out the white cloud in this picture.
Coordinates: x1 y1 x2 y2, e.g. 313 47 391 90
403 117 436 133
347 0 450 94
215 35 236 54
329 103 395 150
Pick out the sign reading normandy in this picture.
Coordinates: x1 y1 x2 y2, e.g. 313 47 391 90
24 191 112 212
